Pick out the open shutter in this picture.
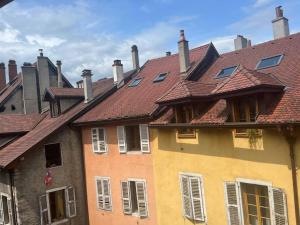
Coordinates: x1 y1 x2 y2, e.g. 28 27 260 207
272 188 288 225
189 177 205 221
136 181 148 217
224 182 242 225
39 195 49 225
96 179 104 209
66 186 76 218
98 128 107 153
117 126 127 153
91 128 100 153
7 198 12 225
121 181 131 214
180 175 192 219
103 179 112 210
0 196 3 224
139 124 150 153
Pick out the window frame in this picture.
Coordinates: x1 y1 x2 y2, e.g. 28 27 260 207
91 127 108 154
95 176 112 211
216 65 238 79
0 193 12 225
128 78 142 87
44 143 63 169
175 105 196 138
255 54 283 70
153 72 168 83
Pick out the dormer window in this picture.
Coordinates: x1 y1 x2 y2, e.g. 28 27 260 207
216 66 238 78
175 105 195 138
129 78 142 87
50 100 61 117
256 55 283 70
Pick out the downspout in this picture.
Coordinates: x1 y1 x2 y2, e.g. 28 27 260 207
9 170 18 225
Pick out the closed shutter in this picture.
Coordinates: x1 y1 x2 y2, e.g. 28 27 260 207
180 175 192 219
39 195 49 225
0 196 3 224
189 177 205 221
117 126 127 153
224 182 242 225
272 188 288 225
136 181 148 217
91 128 100 153
121 181 131 214
66 186 76 218
96 179 104 209
139 124 150 153
98 128 107 153
103 179 112 210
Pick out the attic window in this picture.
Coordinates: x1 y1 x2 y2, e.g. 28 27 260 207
129 78 142 87
216 66 238 78
153 73 167 83
256 55 283 70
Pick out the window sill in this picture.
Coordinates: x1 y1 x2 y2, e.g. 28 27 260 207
126 151 143 155
234 129 262 138
50 218 68 225
177 133 196 139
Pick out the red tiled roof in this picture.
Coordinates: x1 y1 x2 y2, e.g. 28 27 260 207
46 87 84 99
75 44 211 124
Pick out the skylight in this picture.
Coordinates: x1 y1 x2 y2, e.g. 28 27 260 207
153 73 167 83
128 78 142 87
216 66 238 78
256 55 283 70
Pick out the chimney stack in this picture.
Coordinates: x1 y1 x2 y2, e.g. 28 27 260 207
56 60 63 88
234 35 251 50
131 45 140 70
8 60 17 82
178 30 190 74
113 60 124 85
82 69 93 103
166 51 171 56
272 6 290 39
0 63 6 91
76 80 83 88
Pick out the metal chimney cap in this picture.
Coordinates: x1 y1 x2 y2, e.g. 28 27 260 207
113 59 122 66
131 45 138 52
82 69 92 77
56 60 62 65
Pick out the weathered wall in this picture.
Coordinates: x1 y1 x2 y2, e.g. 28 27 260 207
1 88 23 114
60 98 81 113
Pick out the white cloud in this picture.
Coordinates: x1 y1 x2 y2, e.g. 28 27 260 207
26 35 66 48
254 0 274 8
0 24 20 43
198 35 235 53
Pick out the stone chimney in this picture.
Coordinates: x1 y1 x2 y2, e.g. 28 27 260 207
178 30 190 74
113 60 124 85
272 6 290 39
76 80 83 88
166 51 171 56
56 60 63 88
234 35 251 50
82 69 93 103
8 60 17 82
0 63 6 91
131 45 140 70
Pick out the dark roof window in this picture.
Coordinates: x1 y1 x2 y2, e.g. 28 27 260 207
153 73 167 83
256 55 283 70
216 66 238 78
129 78 142 87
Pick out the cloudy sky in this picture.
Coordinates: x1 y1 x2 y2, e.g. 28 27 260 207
0 0 299 84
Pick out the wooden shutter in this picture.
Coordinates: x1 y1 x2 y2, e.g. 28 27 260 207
96 179 104 209
103 179 112 210
39 195 49 225
189 177 205 221
0 196 3 224
272 188 288 225
180 175 192 219
66 186 76 218
139 124 150 153
98 128 107 153
136 181 148 217
224 182 242 225
121 181 131 214
117 126 127 153
7 197 12 224
91 128 100 153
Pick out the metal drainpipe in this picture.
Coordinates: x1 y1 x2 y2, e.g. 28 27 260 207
9 170 18 225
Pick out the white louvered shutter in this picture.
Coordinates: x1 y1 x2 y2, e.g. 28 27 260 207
139 124 150 153
189 177 205 221
272 188 288 225
224 182 242 225
0 196 3 224
7 198 12 224
91 128 100 152
66 187 76 218
39 195 49 225
96 179 104 209
136 181 148 217
103 179 112 210
98 128 107 153
181 175 192 219
121 181 131 214
117 126 127 153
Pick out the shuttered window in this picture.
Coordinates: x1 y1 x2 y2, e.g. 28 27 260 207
39 195 49 225
117 126 127 153
0 194 12 225
91 128 107 153
224 182 242 225
180 174 205 222
139 124 150 153
272 188 288 225
66 187 76 217
96 177 112 211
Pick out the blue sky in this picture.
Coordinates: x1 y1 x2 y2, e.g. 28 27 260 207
0 0 299 83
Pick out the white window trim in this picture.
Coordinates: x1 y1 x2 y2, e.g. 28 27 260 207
44 142 64 169
91 128 108 154
0 193 12 225
95 176 112 211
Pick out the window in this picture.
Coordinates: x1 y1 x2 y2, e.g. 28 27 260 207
117 124 150 153
10 105 15 111
128 78 142 87
121 180 148 217
256 55 283 70
180 174 206 222
153 73 167 82
39 187 76 225
0 194 12 225
224 180 288 225
45 143 62 168
217 66 238 78
91 128 107 153
175 105 195 138
96 177 112 211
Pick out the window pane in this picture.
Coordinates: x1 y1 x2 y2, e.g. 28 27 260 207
257 55 282 69
49 190 66 222
130 181 138 213
45 143 62 168
153 73 167 82
2 196 9 224
249 215 259 225
129 78 142 87
217 66 237 78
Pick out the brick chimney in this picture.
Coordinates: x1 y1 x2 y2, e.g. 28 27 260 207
0 63 6 91
272 6 290 39
234 35 251 50
8 60 17 82
131 45 140 70
82 69 93 103
178 30 190 75
113 60 124 85
56 60 63 88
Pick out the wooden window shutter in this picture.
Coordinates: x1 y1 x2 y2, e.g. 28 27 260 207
272 188 288 225
136 181 148 217
224 182 242 225
189 177 205 221
39 194 49 225
96 179 104 209
91 128 100 153
121 181 131 214
7 197 12 224
139 124 150 153
103 179 112 210
66 186 77 218
117 126 127 153
180 175 192 219
98 128 107 153
0 196 3 224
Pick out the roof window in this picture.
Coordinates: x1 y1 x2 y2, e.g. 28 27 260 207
153 73 167 83
256 55 283 70
216 66 238 78
129 78 142 87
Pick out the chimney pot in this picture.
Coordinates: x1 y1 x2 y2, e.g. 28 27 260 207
234 35 250 50
39 49 43 57
112 59 124 85
131 45 140 70
272 6 290 39
56 60 63 88
0 63 6 91
23 62 32 66
166 51 171 56
8 59 17 82
276 6 283 18
76 80 83 88
81 69 93 103
178 30 190 75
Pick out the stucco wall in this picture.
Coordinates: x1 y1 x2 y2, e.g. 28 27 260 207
1 88 23 114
